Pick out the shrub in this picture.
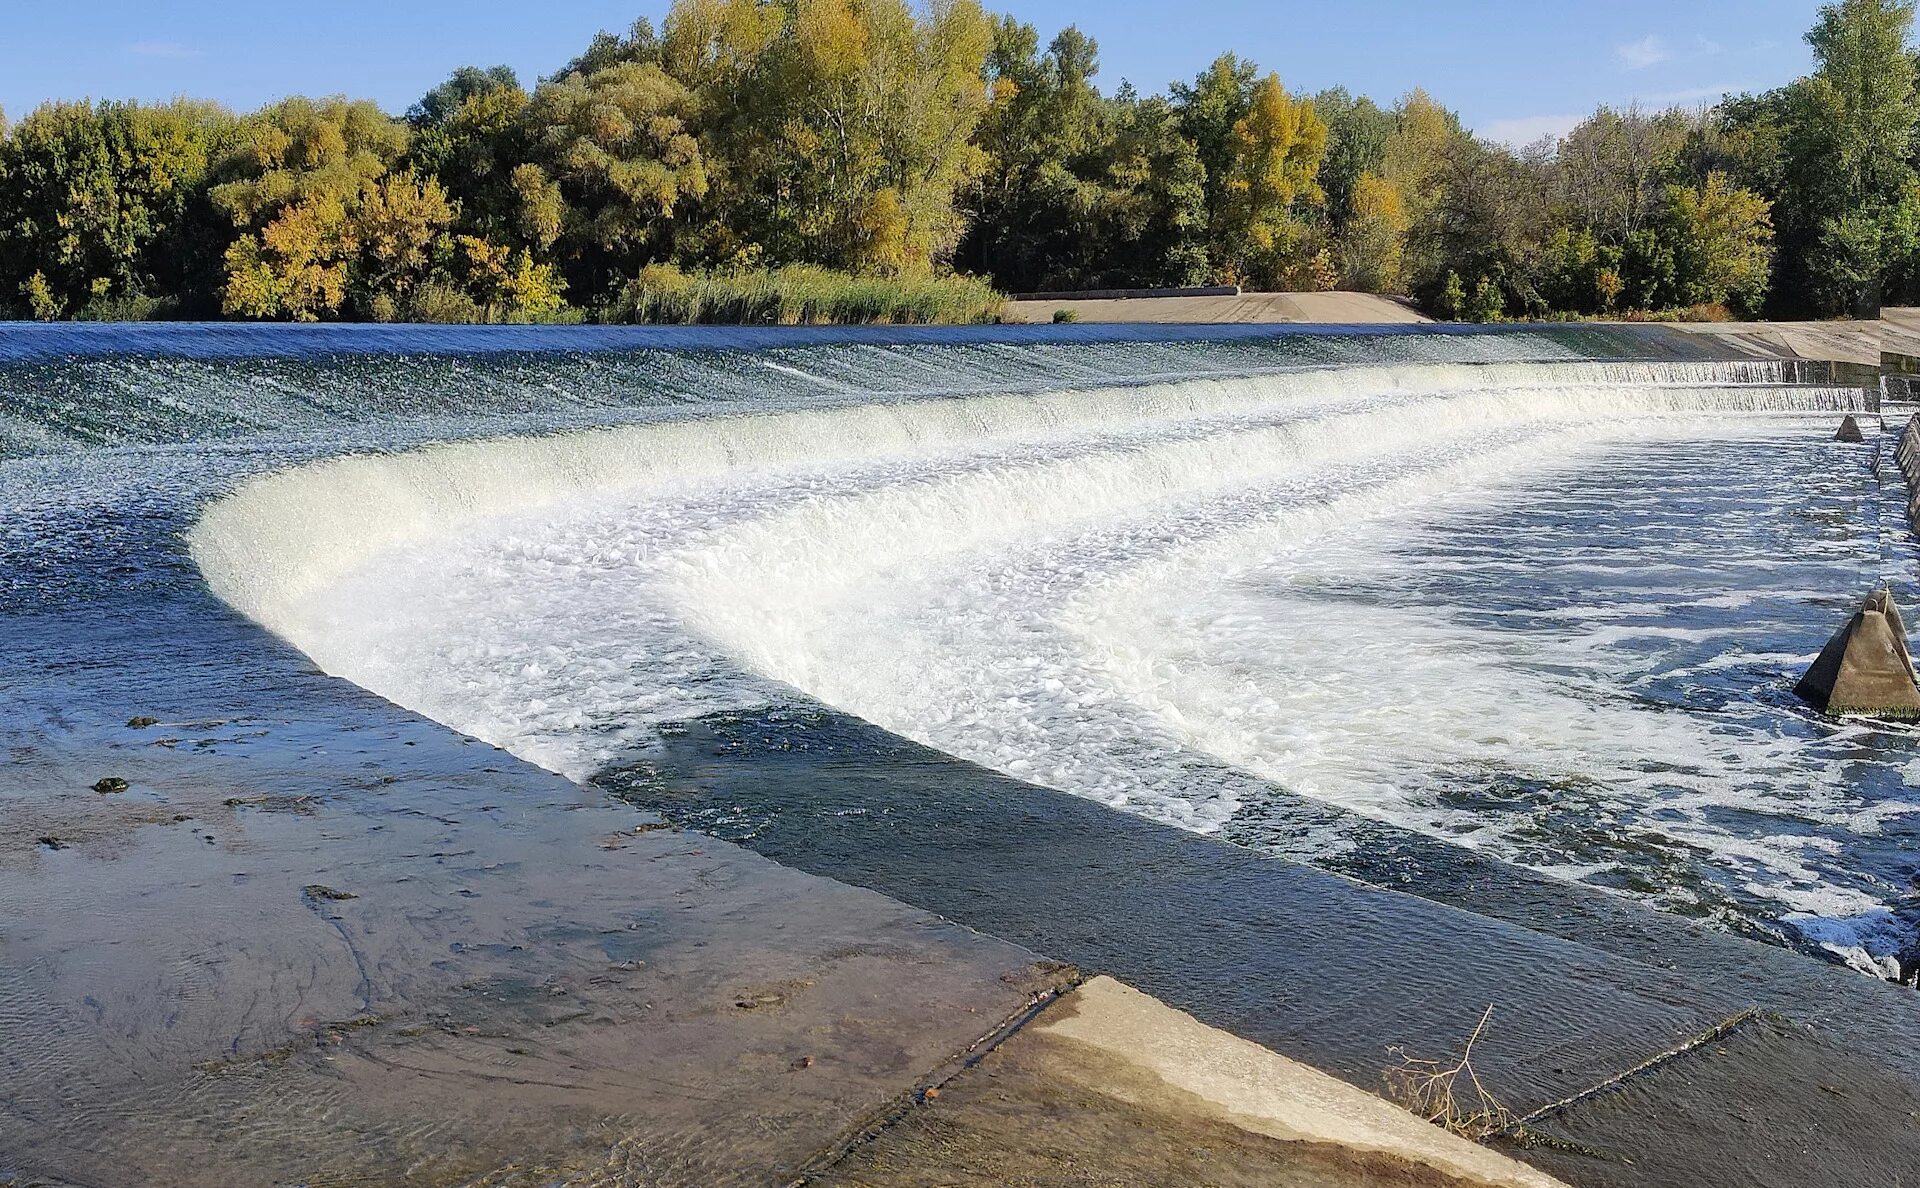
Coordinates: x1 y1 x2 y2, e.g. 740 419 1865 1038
407 284 487 324
1432 271 1467 321
1052 308 1079 323
1468 276 1505 323
74 292 179 322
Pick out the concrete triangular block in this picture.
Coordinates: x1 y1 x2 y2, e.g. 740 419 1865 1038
1835 414 1864 442
1796 590 1920 717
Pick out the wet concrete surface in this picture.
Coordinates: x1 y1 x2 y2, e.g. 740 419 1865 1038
628 709 1920 1188
1 603 1070 1186
1520 1015 1920 1186
824 1016 1505 1188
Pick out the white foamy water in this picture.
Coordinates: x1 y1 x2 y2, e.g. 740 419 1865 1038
190 358 1920 975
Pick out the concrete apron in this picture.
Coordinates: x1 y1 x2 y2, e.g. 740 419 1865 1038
828 977 1566 1188
2 608 1557 1188
635 709 1920 1188
0 767 1562 1188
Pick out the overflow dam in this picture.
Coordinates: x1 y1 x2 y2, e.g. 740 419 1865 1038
3 321 1918 1186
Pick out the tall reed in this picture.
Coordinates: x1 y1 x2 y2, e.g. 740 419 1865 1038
607 264 1003 325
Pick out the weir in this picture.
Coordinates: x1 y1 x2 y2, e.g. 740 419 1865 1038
3 323 1916 1187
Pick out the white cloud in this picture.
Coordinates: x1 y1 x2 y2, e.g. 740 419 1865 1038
126 41 202 60
1615 35 1670 70
1479 113 1584 148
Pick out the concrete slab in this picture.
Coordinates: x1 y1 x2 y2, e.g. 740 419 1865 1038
822 977 1564 1188
0 626 1068 1186
1658 320 1881 366
1886 307 1920 364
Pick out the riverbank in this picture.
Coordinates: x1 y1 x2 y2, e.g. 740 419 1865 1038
1000 289 1431 324
996 294 1884 372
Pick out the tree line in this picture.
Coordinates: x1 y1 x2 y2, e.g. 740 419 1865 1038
1 0 1914 324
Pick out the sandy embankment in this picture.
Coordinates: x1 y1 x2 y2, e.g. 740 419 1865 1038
1001 290 1431 324
1001 290 1888 370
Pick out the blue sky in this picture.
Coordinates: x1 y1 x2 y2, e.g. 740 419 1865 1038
0 1 1825 145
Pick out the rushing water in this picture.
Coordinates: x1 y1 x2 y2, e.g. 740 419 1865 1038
6 322 1915 984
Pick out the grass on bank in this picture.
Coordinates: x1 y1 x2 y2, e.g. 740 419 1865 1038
605 264 1003 326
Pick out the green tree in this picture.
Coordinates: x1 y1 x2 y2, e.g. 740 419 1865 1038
1171 53 1260 231
961 25 1207 290
1553 106 1692 244
0 99 238 317
1469 274 1505 321
1884 177 1920 303
1096 94 1211 287
1803 0 1917 210
1538 226 1611 313
558 18 665 79
405 66 534 247
1766 0 1918 313
22 271 60 319
1313 87 1395 232
447 234 570 321
408 65 521 128
1434 269 1466 319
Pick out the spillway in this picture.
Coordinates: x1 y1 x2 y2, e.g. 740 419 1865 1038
12 321 1920 1187
141 331 1911 979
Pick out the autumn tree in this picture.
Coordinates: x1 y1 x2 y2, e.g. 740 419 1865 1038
1665 172 1774 312
1213 74 1328 288
211 97 408 319
518 61 707 296
1338 172 1409 291
405 67 532 243
1381 89 1465 289
776 0 990 271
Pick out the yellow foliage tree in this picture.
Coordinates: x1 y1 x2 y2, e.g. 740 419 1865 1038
455 235 569 320
221 193 355 320
213 97 408 319
356 172 457 317
1338 171 1409 292
1216 73 1327 288
520 60 707 291
1380 88 1464 286
661 0 993 274
1666 171 1774 311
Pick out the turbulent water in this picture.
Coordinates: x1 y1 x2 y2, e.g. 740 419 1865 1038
8 323 1916 980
